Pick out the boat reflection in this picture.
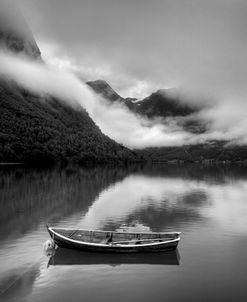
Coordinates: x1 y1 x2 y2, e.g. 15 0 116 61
48 247 181 267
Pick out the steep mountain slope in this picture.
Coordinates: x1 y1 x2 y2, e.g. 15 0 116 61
133 89 195 118
87 80 206 133
0 0 41 58
0 3 141 164
0 79 140 164
86 80 137 105
86 80 124 103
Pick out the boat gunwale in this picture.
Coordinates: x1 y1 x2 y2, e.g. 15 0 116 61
48 227 181 248
48 226 181 236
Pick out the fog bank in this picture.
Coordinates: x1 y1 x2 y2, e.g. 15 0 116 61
1 51 247 148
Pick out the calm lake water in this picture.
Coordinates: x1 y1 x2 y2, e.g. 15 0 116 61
0 164 247 302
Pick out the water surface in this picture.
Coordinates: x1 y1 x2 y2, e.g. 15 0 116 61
0 164 247 302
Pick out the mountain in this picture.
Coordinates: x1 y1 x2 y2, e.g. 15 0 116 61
132 89 207 134
87 80 206 133
86 79 138 111
1 3 245 165
133 89 195 118
86 80 124 103
87 80 247 163
0 0 41 59
87 80 196 117
0 79 142 164
0 3 141 165
137 142 247 163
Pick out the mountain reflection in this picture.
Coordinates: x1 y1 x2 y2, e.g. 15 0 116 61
0 166 134 242
1 164 247 241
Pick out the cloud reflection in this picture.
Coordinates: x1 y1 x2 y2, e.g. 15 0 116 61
78 174 247 234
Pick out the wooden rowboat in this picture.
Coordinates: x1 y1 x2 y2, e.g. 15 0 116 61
47 226 181 253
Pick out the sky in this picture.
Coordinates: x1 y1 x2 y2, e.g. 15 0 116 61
1 0 247 148
18 0 247 99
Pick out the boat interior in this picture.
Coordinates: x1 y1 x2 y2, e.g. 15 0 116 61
51 228 180 245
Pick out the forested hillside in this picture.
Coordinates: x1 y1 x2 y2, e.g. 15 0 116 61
137 142 247 163
0 79 142 164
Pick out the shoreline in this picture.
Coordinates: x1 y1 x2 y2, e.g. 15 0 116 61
0 163 24 166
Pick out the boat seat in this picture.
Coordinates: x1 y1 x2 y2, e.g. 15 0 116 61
100 238 110 244
68 230 78 238
100 232 113 244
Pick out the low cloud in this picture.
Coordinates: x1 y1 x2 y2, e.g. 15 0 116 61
1 51 247 148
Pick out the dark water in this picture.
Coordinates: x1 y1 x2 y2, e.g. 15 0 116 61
0 164 247 302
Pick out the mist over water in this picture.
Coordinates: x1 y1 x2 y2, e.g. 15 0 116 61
0 164 247 302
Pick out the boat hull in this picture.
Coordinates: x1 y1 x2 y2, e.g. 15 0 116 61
48 247 180 266
48 227 180 253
